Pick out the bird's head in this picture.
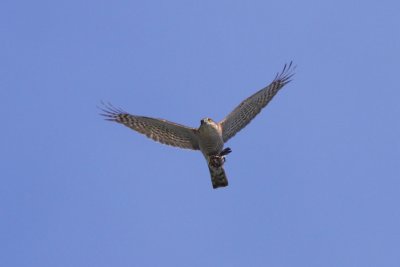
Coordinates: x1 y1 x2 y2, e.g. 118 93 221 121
200 117 216 126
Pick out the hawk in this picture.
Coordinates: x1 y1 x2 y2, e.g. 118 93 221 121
100 62 295 189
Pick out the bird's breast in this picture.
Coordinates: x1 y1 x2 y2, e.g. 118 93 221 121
198 126 224 156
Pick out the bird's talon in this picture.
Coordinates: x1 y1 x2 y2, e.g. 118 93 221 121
209 155 224 168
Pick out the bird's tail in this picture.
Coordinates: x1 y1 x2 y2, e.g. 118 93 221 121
208 164 228 189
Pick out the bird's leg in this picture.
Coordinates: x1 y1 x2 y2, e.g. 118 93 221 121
209 147 232 168
209 155 225 168
209 156 223 168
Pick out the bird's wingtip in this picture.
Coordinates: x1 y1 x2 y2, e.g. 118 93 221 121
274 61 296 84
98 101 127 120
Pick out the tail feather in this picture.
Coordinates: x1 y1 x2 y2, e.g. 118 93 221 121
208 165 228 189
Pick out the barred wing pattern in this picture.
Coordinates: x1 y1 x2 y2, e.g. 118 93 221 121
220 62 295 142
100 104 200 150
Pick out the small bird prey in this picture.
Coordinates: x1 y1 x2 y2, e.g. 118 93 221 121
100 62 295 189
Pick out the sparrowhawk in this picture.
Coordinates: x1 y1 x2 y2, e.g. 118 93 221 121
100 62 295 189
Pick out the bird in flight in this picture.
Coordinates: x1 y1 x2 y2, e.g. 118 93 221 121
100 62 295 189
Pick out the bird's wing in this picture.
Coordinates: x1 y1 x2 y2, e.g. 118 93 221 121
100 103 200 150
219 62 295 142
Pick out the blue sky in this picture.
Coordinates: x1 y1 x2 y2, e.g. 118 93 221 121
1 0 399 266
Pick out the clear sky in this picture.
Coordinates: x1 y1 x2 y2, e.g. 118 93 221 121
1 0 399 266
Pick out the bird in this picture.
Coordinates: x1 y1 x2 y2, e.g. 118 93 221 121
100 62 295 189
